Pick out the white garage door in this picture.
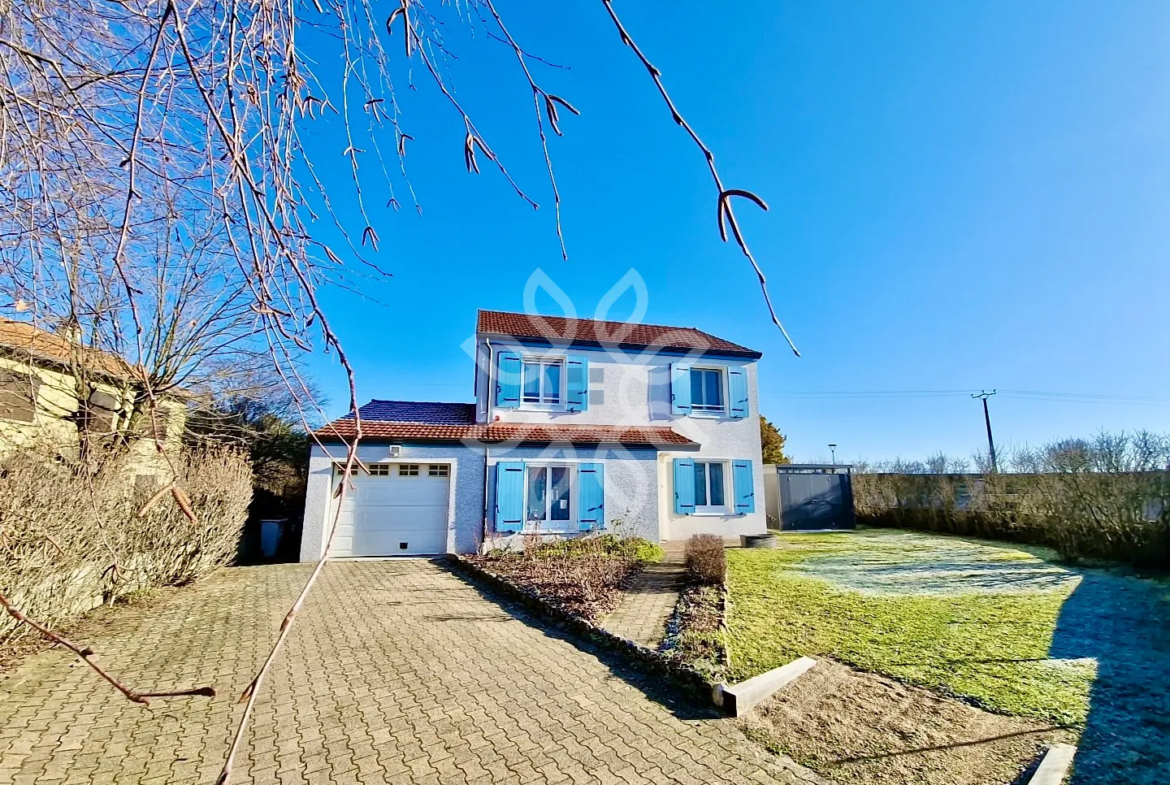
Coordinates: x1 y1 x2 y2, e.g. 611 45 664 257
331 463 450 557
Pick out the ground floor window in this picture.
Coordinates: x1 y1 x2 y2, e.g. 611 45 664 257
694 461 728 511
525 464 573 531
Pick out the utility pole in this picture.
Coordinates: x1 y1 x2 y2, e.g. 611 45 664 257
972 390 998 472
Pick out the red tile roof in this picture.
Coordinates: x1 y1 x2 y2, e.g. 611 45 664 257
315 419 697 447
476 310 761 358
0 318 136 380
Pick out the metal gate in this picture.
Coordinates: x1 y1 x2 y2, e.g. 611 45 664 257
775 465 855 531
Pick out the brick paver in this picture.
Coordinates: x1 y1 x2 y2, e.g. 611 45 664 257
602 562 685 649
0 560 821 784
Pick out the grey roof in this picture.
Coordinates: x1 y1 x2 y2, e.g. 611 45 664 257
342 400 477 425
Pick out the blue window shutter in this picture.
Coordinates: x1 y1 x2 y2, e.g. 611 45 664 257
728 369 748 419
733 459 755 513
496 352 521 409
577 463 604 531
567 356 589 412
673 457 696 515
495 461 525 532
670 363 692 415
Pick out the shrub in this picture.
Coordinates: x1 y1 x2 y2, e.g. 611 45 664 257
0 445 251 641
523 534 662 564
616 537 664 564
685 534 726 584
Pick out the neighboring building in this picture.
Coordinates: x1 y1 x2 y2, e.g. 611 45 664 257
0 318 186 468
301 309 767 560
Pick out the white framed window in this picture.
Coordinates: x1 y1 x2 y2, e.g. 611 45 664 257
521 358 563 405
693 461 729 512
428 464 449 477
398 464 420 477
342 463 391 476
524 463 574 532
690 367 725 413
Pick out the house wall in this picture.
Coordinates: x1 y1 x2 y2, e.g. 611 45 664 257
0 354 186 477
482 445 660 549
474 338 766 542
301 441 487 562
656 360 766 541
474 338 758 427
300 441 663 561
0 355 83 451
123 399 189 477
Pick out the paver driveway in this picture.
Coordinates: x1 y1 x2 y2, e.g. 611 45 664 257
0 560 819 784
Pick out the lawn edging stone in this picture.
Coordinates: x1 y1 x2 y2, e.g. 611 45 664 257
1027 744 1077 785
715 656 818 717
446 554 720 705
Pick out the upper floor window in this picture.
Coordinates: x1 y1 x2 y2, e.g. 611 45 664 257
497 351 587 412
670 362 747 419
522 359 562 405
690 368 725 413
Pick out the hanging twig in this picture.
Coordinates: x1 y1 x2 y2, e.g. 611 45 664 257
482 0 575 259
0 591 215 705
598 0 800 356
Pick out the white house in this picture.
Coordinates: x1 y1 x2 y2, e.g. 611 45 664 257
299 309 767 560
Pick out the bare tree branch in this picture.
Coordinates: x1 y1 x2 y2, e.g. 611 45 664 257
598 0 800 356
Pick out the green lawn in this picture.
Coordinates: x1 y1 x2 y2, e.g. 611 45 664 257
726 529 1097 726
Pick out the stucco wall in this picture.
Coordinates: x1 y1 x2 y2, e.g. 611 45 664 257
473 338 766 542
0 355 95 451
301 442 487 561
659 360 767 541
474 338 758 427
300 441 663 561
482 445 660 549
0 356 185 477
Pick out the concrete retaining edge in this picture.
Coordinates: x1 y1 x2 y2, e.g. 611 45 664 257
1027 744 1077 785
445 554 720 705
714 656 817 717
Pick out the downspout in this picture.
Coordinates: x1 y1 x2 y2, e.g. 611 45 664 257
481 446 491 553
480 338 495 551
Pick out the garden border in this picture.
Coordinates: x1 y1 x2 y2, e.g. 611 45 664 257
445 554 722 706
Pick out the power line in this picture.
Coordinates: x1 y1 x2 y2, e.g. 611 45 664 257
768 389 1170 406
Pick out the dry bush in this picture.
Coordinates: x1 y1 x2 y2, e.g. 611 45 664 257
685 534 727 585
854 435 1170 568
0 445 251 642
472 535 661 621
662 583 727 678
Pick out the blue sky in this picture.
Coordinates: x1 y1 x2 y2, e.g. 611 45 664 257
301 0 1170 463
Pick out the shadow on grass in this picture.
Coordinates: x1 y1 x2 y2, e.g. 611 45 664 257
1049 570 1170 784
435 559 719 722
830 727 1064 764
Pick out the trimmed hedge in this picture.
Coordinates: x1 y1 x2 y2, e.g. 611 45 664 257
854 471 1170 568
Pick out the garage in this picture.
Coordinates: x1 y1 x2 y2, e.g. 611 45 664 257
331 463 451 556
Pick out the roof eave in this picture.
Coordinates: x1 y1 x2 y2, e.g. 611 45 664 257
474 331 762 360
0 343 134 385
313 424 699 450
314 435 693 449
